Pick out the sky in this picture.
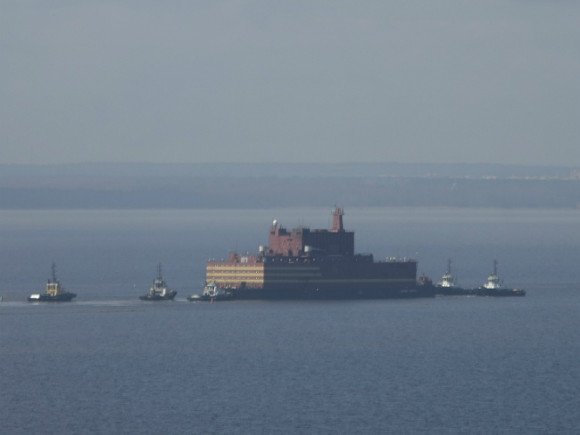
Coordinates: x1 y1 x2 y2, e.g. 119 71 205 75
1 1 579 166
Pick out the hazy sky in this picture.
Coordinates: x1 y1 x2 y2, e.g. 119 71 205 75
2 1 579 165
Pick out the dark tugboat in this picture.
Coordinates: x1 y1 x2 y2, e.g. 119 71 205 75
474 260 525 297
139 263 177 301
188 281 235 302
435 259 472 296
28 263 77 302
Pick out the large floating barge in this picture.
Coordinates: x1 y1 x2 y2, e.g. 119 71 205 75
206 208 433 300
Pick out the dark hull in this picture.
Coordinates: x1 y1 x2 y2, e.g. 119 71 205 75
474 288 526 297
231 284 434 300
27 293 76 302
187 294 235 302
435 286 474 296
242 259 425 300
139 292 177 301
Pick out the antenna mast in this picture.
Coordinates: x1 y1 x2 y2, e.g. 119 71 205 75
331 207 344 232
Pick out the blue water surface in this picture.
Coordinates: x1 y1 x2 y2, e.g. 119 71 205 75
1 208 580 433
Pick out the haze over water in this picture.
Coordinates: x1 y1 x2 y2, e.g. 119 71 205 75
1 207 580 433
3 1 580 431
1 207 579 299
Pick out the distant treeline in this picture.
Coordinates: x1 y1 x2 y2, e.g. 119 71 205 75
1 162 578 179
1 174 579 209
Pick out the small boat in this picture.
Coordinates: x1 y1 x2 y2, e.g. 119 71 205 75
435 259 472 295
28 263 77 302
474 260 525 297
188 281 234 302
139 263 177 301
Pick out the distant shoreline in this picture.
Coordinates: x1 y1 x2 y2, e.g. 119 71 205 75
1 163 579 209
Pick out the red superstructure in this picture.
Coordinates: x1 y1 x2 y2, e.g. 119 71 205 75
267 208 354 257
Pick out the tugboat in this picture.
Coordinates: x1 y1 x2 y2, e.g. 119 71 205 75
139 263 177 301
474 260 525 297
188 281 234 302
435 259 472 295
28 263 77 302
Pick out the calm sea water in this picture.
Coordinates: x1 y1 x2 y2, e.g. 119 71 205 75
1 208 580 433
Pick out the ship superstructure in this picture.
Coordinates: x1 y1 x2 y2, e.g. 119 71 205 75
206 208 430 299
139 263 177 301
27 263 77 302
475 260 525 297
482 260 502 290
188 281 234 302
435 259 471 295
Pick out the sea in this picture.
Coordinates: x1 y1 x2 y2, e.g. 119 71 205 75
1 207 579 433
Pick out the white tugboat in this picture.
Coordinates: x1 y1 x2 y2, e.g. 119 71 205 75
139 263 177 301
475 260 525 297
28 263 77 302
435 259 471 295
188 281 234 302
